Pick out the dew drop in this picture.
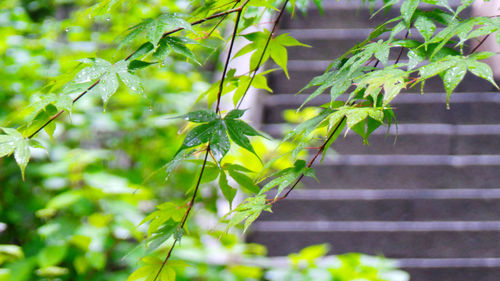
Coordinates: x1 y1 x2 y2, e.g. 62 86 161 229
106 17 111 21
65 27 69 32
149 106 153 112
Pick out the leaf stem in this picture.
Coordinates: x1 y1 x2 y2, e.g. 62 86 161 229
27 79 101 139
152 146 210 281
28 4 247 140
202 1 241 40
393 30 409 66
215 6 245 114
236 0 290 109
270 116 347 204
469 34 490 54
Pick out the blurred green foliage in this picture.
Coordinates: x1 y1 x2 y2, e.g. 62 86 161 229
0 0 407 280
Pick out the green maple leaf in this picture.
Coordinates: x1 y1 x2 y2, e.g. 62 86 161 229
0 128 33 179
119 13 194 49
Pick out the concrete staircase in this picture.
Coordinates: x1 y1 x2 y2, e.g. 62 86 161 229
247 1 500 280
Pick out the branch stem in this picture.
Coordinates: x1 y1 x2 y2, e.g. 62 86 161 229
151 2 249 278
27 79 100 139
393 30 409 66
28 3 247 139
152 147 210 281
215 6 245 114
470 34 490 54
271 116 346 204
236 0 290 109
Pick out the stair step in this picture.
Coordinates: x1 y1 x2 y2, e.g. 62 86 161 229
404 266 500 281
262 92 500 124
253 220 500 232
260 195 500 221
282 27 458 61
299 155 500 189
269 68 494 94
248 221 500 258
401 258 500 281
273 188 500 200
281 3 469 30
264 92 500 107
264 123 500 155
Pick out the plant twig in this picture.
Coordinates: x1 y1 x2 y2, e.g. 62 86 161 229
236 0 290 109
202 1 240 40
27 79 101 139
215 7 245 114
152 146 210 281
28 4 246 140
469 34 490 54
152 3 248 278
393 30 409 66
270 116 347 204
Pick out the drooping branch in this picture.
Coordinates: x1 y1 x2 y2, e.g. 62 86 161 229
236 0 290 109
152 146 210 281
469 34 491 54
215 6 245 114
270 116 347 204
152 4 248 279
28 4 246 140
27 79 101 139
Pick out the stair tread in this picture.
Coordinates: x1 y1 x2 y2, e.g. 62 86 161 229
271 188 500 200
253 221 500 232
320 154 500 166
248 230 500 258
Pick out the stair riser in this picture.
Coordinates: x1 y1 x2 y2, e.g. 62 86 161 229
263 131 500 155
269 70 495 95
262 99 500 124
282 9 405 29
260 199 500 221
281 5 470 29
404 267 500 281
335 134 500 155
248 231 500 258
305 165 500 189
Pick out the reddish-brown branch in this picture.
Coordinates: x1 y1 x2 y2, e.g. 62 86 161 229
393 30 409 66
469 34 490 54
27 79 100 139
152 2 249 278
236 0 290 109
215 6 245 113
270 116 347 204
152 147 210 281
28 5 246 140
202 1 240 40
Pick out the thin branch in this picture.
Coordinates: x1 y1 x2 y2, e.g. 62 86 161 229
236 0 290 109
152 2 248 278
28 5 246 139
270 116 347 204
215 7 245 114
469 34 490 54
393 30 409 66
28 79 101 139
152 147 210 281
203 1 240 40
